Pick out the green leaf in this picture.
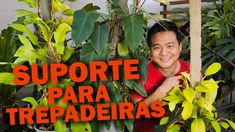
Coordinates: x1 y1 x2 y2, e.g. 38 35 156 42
166 123 180 132
62 9 74 16
16 9 38 18
132 81 147 97
22 97 39 110
0 73 15 85
181 100 193 120
205 89 218 103
124 14 144 52
71 121 92 132
125 119 134 132
82 3 100 12
39 97 48 107
191 119 206 132
24 17 50 41
220 122 229 129
72 9 99 45
19 0 38 7
183 88 195 103
205 62 221 76
160 117 169 125
63 47 75 61
211 120 221 132
54 23 71 44
53 42 65 55
196 79 219 93
10 24 38 45
117 43 129 57
54 118 66 132
138 56 148 84
14 35 38 64
90 23 109 54
0 27 18 63
197 97 213 112
224 119 235 130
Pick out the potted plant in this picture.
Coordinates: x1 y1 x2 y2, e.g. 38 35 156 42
155 62 235 132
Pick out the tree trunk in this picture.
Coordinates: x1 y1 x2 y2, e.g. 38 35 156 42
189 0 201 87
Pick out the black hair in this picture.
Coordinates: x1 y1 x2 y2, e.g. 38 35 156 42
146 20 182 47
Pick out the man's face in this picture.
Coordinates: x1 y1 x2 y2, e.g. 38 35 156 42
150 31 181 69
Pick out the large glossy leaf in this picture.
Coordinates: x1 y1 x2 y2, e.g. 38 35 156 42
125 119 134 132
14 35 38 64
90 23 109 54
71 121 92 132
54 118 66 132
10 23 38 45
24 17 50 41
196 79 219 93
0 27 18 63
124 14 144 52
19 0 38 7
138 56 148 84
183 88 195 103
80 43 110 63
181 100 193 120
205 89 218 103
132 81 147 97
166 123 180 132
0 73 15 85
211 120 221 132
16 9 38 18
63 46 75 61
54 23 71 44
117 43 129 57
22 97 39 110
197 97 213 112
72 9 99 45
205 62 221 76
191 119 206 132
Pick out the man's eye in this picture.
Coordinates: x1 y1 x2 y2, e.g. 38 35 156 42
168 45 174 48
153 47 160 50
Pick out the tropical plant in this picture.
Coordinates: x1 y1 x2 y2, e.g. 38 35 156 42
155 62 235 132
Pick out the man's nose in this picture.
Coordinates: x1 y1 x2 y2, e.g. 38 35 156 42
160 47 167 56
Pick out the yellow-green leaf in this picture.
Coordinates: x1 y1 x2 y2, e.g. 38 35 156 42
54 118 66 132
224 119 235 130
54 23 71 44
196 79 219 93
10 24 38 45
0 73 15 85
166 123 180 132
183 88 195 103
211 121 221 132
181 100 193 120
205 62 221 76
71 121 92 132
197 97 213 112
205 89 218 103
117 43 129 57
220 122 229 129
22 97 39 110
160 117 169 125
191 118 206 132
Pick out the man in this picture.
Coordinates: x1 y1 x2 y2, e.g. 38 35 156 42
130 20 190 132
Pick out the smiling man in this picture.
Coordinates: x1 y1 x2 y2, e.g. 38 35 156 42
130 20 190 132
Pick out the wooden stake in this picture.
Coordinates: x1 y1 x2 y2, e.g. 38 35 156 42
189 0 201 87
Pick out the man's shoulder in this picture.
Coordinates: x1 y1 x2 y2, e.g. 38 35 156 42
179 59 190 71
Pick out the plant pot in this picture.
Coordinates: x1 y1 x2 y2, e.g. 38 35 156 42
34 125 71 132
